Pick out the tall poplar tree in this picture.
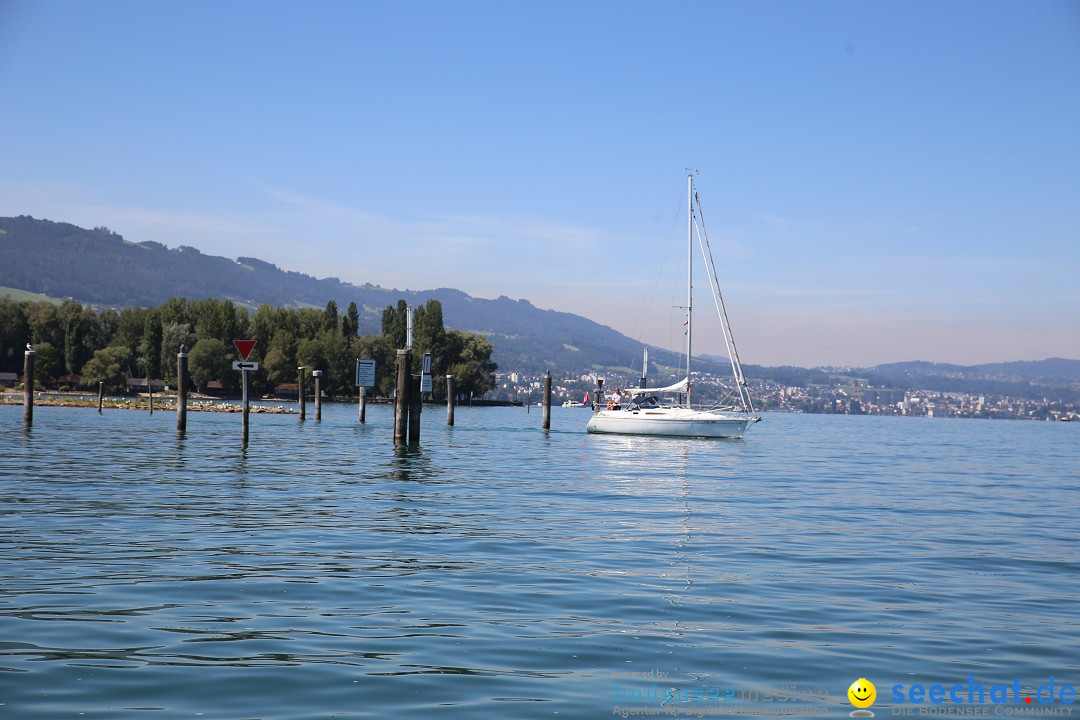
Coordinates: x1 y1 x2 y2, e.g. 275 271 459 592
323 300 339 334
343 301 360 337
381 299 409 350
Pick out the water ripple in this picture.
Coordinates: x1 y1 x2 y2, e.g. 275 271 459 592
2 406 1078 717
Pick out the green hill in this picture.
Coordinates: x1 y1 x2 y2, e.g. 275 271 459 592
0 215 693 376
0 285 63 304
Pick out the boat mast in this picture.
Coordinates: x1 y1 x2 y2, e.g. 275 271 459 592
686 173 693 405
692 185 758 415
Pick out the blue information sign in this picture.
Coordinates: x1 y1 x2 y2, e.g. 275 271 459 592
355 359 376 387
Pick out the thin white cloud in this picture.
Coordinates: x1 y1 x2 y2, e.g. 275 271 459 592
758 212 789 231
78 205 278 242
729 283 898 300
437 213 602 251
254 183 604 254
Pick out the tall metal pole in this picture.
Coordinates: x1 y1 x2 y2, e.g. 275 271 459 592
241 368 250 445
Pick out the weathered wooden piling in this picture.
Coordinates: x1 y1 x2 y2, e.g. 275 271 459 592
313 370 323 422
446 375 455 426
177 346 188 431
297 366 306 421
393 350 410 444
97 381 105 414
148 378 154 415
408 374 422 443
358 386 366 423
542 371 552 430
23 346 35 426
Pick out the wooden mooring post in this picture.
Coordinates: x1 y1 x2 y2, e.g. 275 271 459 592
313 370 323 422
97 382 104 414
358 386 366 423
176 345 188 431
393 349 410 444
408 374 422 443
297 366 306 421
23 345 35 427
542 371 552 430
446 375 455 426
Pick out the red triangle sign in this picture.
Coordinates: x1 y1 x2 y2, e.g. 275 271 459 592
233 339 256 361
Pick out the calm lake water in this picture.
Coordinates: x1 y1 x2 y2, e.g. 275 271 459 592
2 404 1078 718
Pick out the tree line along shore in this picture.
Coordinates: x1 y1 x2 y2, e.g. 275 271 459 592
0 297 496 401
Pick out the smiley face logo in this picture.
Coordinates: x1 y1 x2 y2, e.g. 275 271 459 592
848 678 877 709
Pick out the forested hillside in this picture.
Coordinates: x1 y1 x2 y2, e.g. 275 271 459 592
0 215 687 374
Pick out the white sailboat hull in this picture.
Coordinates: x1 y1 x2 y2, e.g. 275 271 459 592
584 174 760 440
586 407 752 438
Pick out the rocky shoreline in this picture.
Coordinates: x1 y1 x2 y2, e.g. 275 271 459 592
0 393 297 414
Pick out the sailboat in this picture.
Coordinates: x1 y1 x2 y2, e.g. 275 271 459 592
586 174 761 438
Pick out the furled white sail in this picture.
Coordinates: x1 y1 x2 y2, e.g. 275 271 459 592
623 378 689 397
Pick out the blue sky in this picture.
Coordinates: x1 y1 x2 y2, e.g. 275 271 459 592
1 1 1078 367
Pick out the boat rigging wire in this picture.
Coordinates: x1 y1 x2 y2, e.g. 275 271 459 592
693 188 756 413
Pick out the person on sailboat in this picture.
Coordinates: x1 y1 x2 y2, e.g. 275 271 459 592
606 388 623 410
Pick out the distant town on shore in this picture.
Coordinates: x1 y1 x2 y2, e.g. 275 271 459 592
492 369 1079 422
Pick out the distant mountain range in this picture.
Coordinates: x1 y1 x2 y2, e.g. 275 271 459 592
867 358 1080 383
2 214 1078 397
0 215 689 375
845 359 1080 401
698 355 1080 401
